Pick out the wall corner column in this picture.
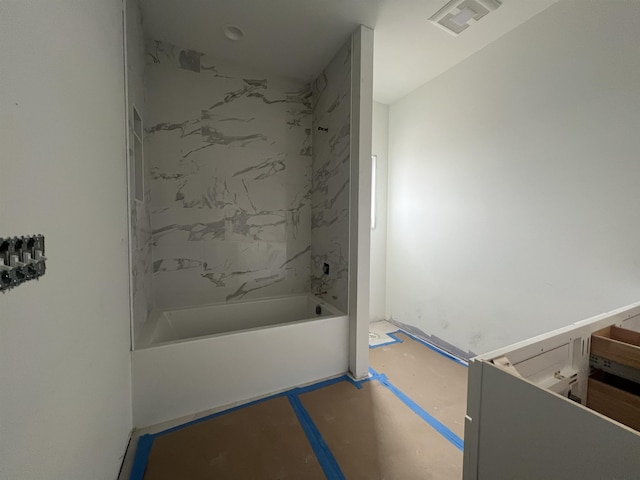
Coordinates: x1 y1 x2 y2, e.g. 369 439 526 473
348 25 374 378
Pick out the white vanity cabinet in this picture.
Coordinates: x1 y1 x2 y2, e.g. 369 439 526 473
463 302 640 480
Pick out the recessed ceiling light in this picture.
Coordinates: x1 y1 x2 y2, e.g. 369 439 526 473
223 25 244 41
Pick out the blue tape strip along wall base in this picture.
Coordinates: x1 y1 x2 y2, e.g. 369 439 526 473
129 434 154 480
404 330 469 367
377 329 469 367
288 395 346 480
369 367 464 452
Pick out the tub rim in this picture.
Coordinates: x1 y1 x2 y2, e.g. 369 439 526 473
135 293 345 351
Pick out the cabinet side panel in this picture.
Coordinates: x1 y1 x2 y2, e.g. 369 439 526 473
477 363 640 480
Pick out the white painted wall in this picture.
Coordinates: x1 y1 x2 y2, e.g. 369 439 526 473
370 102 389 322
0 1 132 479
387 0 640 357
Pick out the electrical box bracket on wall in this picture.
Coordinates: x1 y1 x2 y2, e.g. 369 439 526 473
0 235 46 292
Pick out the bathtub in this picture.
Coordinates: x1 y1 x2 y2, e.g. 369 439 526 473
132 294 349 428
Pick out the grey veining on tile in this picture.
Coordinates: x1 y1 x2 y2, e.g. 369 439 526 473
145 39 313 309
139 37 354 315
310 40 352 313
146 39 202 72
128 2 154 344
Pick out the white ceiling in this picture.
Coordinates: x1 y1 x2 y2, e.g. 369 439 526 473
141 0 558 104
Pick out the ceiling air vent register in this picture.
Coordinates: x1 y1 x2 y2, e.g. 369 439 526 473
429 0 503 36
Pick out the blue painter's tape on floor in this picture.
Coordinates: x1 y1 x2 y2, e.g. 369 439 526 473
154 392 287 438
129 434 154 480
344 374 365 389
288 395 346 480
387 332 405 344
126 375 362 479
395 330 469 367
127 368 462 479
150 375 359 441
292 375 354 395
367 368 386 383
369 367 464 452
369 331 403 349
139 376 362 441
370 328 468 367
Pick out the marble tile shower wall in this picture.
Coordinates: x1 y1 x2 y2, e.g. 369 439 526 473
145 40 313 309
310 41 351 314
127 0 153 342
131 192 153 337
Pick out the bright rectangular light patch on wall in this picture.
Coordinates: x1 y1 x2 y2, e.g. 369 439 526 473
371 155 377 229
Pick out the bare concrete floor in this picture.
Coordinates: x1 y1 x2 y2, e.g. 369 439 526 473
122 329 468 479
